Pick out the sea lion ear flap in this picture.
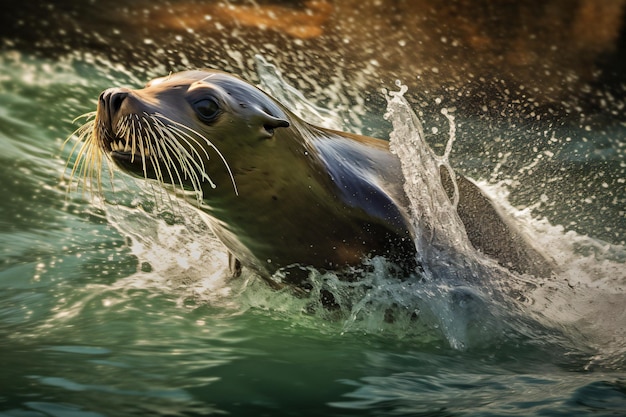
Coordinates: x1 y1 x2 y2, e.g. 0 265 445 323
256 109 290 138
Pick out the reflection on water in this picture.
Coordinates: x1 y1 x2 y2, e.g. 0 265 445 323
0 1 625 416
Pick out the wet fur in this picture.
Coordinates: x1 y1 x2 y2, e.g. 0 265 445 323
65 70 553 288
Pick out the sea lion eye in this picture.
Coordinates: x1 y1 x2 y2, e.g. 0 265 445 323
193 98 220 123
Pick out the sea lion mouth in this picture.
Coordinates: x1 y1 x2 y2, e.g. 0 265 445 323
107 136 152 162
109 138 150 156
109 143 152 171
105 136 150 161
96 113 155 169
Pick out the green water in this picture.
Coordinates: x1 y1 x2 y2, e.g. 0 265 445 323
1 51 625 417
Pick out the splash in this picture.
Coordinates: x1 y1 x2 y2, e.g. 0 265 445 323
255 54 346 130
246 60 626 360
384 82 495 284
382 81 626 361
105 203 231 299
476 179 626 368
249 63 513 347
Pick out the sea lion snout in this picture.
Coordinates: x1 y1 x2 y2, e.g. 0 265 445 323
95 87 150 156
96 87 135 147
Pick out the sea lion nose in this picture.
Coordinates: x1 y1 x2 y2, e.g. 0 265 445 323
99 87 129 117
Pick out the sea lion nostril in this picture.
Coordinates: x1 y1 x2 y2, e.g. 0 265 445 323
110 91 128 114
100 88 129 115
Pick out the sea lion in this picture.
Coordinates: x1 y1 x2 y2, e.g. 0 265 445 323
67 69 551 290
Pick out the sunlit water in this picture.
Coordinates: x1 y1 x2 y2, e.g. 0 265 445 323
0 51 625 416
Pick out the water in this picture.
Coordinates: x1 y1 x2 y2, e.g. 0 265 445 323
1 37 626 417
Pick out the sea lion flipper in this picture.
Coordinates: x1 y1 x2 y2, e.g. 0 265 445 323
441 168 554 277
228 251 242 278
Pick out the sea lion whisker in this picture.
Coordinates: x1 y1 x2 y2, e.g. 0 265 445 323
76 145 98 196
150 115 211 179
63 114 97 188
140 117 160 157
138 133 149 180
70 111 97 126
149 139 173 188
161 145 204 206
138 132 179 214
149 114 218 192
63 111 96 158
154 113 237 195
154 127 206 193
145 139 165 186
145 137 181 201
160 138 205 199
93 146 106 195
130 122 138 163
71 142 91 192
150 116 210 174
158 141 186 189
145 140 177 213
118 116 133 152
63 112 96 155
70 131 102 195
66 132 92 182
124 129 134 155
159 125 209 187
147 136 187 214
165 128 214 183
136 113 195 187
145 121 190 195
158 138 195 183
129 117 138 154
115 116 128 140
163 124 223 190
139 121 184 212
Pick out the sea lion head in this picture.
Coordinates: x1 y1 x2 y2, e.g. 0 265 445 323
69 70 291 199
